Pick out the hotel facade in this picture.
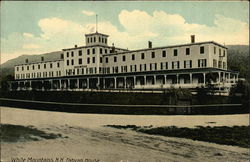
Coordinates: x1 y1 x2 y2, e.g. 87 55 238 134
12 32 239 92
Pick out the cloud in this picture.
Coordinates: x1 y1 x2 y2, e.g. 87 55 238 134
23 33 34 38
1 10 249 64
23 44 40 49
82 10 95 16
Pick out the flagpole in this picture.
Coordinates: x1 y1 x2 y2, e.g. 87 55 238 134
96 14 98 33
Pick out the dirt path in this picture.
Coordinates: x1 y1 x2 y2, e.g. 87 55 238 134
1 124 249 162
1 107 249 162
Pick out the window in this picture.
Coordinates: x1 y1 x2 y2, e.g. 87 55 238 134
200 46 204 54
71 51 74 57
87 58 90 64
122 55 126 62
32 65 35 70
44 64 46 69
141 53 145 59
57 62 60 67
92 48 95 54
99 37 101 42
100 57 102 63
105 49 107 54
27 66 29 70
38 65 40 69
155 63 157 70
186 48 190 55
218 61 222 68
161 62 168 70
132 54 135 60
22 66 24 71
173 49 178 56
67 60 69 66
106 57 108 63
172 61 180 69
184 60 192 68
71 59 74 65
50 63 53 68
92 57 95 63
114 56 117 62
61 54 64 59
219 49 221 56
79 50 82 56
94 37 96 42
87 49 90 55
100 48 103 54
213 59 217 68
144 64 147 71
151 52 155 58
67 52 69 57
162 50 166 57
79 58 82 65
214 46 216 54
198 59 207 67
223 50 226 57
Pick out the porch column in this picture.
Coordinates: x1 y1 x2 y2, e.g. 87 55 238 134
77 78 79 89
68 79 70 89
176 74 179 84
103 78 106 89
114 77 117 89
218 72 221 83
144 76 147 85
42 80 45 91
97 77 100 89
203 73 206 84
124 77 127 88
87 78 89 89
164 75 167 84
59 79 61 89
223 72 226 83
134 76 136 86
9 81 12 91
50 80 53 90
236 74 239 82
190 73 193 84
154 75 156 85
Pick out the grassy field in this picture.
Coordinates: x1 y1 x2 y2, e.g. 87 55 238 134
0 124 63 142
106 125 250 148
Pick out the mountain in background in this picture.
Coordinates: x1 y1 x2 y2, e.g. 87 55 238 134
0 45 249 79
1 51 62 78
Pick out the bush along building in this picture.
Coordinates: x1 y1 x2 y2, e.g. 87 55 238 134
11 32 239 94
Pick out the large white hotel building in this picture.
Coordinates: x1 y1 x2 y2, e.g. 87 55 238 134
12 31 238 92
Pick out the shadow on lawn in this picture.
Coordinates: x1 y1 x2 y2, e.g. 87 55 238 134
105 125 250 148
0 124 63 142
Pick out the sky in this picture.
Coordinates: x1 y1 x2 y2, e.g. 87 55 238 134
1 1 249 64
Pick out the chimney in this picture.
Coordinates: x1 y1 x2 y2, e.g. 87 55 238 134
111 43 115 53
75 45 77 48
191 35 195 43
25 59 28 63
41 56 44 61
148 41 152 48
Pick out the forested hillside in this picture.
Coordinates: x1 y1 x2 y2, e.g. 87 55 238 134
227 45 249 78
